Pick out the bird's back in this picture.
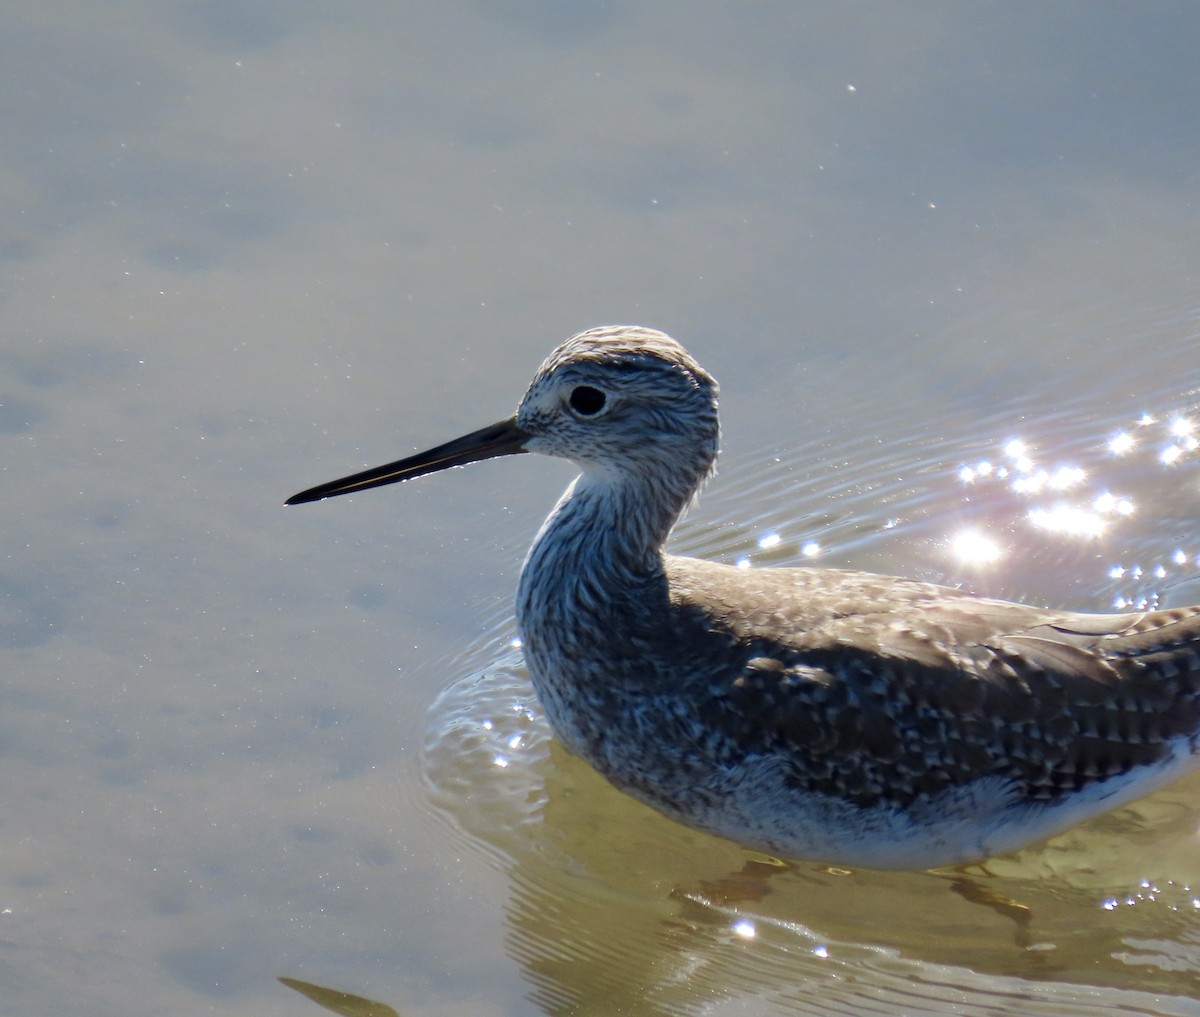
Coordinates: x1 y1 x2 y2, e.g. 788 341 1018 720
666 557 1200 808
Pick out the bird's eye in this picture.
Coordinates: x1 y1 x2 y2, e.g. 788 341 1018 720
568 385 607 416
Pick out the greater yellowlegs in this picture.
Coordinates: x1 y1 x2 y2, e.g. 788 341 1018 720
288 326 1200 869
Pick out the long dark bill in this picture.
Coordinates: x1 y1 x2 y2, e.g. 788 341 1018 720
286 416 531 505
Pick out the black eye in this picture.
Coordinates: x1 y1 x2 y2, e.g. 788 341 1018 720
568 385 607 416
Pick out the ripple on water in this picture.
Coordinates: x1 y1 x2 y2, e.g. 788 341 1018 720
418 339 1200 1012
421 648 552 869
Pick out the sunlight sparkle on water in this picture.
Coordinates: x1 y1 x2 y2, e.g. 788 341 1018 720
1050 465 1086 489
1093 492 1135 516
1027 505 1107 538
801 541 821 558
1012 470 1049 495
1109 431 1135 455
757 532 781 550
956 408 1200 604
1003 439 1033 473
732 919 756 940
1011 465 1086 495
952 529 1002 565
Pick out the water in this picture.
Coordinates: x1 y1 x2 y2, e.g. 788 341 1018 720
4 2 1200 1014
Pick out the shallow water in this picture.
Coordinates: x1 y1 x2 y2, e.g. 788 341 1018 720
4 2 1200 1015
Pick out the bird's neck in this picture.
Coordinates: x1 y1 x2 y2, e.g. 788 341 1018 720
514 470 695 731
521 469 693 588
514 467 701 665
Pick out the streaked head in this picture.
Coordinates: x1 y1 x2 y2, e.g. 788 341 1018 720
517 326 720 485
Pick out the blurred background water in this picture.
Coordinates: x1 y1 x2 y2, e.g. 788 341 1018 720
3 2 1200 1014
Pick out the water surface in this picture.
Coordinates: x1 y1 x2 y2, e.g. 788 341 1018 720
4 2 1200 1014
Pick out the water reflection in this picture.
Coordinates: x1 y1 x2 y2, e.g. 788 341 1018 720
278 976 400 1017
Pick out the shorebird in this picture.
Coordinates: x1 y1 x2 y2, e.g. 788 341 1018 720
288 326 1200 869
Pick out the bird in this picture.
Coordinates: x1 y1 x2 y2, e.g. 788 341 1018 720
287 325 1200 869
